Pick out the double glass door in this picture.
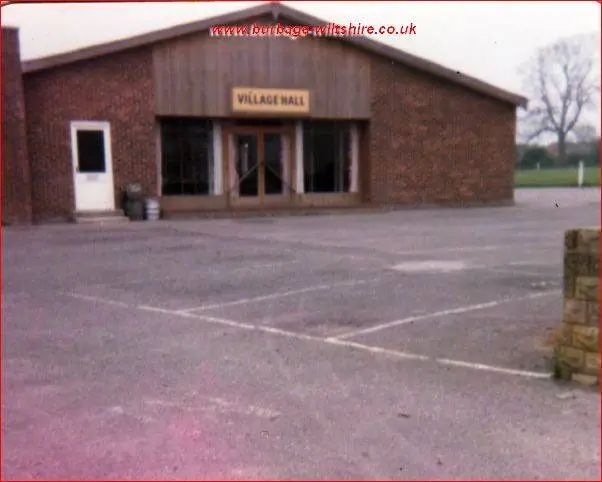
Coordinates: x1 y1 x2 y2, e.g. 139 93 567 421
227 129 292 206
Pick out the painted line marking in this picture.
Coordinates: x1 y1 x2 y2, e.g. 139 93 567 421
464 264 560 278
332 254 386 262
433 357 551 379
132 302 324 340
143 397 281 419
137 304 257 330
232 260 299 271
175 277 384 313
392 244 557 256
505 261 557 267
205 396 281 419
385 263 560 278
325 338 551 379
329 290 561 341
394 245 501 256
66 291 552 380
485 268 560 278
390 260 468 273
67 293 131 307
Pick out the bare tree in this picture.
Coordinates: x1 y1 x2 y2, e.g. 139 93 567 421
518 33 600 164
571 123 598 143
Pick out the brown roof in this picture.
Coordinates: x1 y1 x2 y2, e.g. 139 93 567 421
20 1 528 108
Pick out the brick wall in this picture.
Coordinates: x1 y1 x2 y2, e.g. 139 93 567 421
555 228 600 386
368 56 516 206
23 47 156 222
2 27 32 225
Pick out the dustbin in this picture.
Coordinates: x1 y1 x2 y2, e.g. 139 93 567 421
124 182 145 221
145 198 161 221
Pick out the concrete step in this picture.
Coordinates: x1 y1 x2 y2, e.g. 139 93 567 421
73 210 130 224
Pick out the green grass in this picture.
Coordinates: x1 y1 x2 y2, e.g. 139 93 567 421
515 166 600 188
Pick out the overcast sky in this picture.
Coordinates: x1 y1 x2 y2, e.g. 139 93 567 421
2 1 600 137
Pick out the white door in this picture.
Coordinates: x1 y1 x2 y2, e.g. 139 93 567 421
70 121 115 212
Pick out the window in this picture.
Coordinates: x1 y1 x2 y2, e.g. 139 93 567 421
302 121 352 193
160 118 213 196
76 130 106 173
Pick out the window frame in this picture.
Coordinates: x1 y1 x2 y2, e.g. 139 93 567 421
70 120 112 175
301 120 357 194
159 117 214 197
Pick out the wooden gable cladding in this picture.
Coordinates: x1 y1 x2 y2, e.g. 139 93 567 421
152 15 371 119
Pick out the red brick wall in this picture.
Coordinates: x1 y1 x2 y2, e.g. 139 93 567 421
2 28 33 225
23 47 156 222
368 56 516 206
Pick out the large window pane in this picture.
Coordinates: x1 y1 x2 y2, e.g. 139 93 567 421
235 134 259 197
264 133 284 195
302 121 351 193
77 130 106 173
160 118 213 196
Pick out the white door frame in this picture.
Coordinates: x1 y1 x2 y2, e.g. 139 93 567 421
70 120 115 212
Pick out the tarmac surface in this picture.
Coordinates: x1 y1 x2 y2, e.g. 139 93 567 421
2 188 601 479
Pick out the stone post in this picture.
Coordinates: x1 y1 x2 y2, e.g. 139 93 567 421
555 227 600 385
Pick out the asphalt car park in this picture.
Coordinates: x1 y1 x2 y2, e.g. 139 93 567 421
2 188 600 480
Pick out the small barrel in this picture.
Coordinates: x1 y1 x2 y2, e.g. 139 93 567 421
145 198 160 221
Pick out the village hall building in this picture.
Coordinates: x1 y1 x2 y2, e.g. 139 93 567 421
2 2 528 225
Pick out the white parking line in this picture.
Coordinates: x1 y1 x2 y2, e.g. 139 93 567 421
393 245 500 256
139 305 257 330
143 396 281 419
393 244 558 256
325 338 551 379
505 261 557 267
328 290 561 341
463 263 560 278
434 357 551 378
175 277 384 313
232 260 299 271
485 268 560 278
65 291 553 380
67 293 131 307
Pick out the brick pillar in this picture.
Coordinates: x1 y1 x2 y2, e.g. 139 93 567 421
1 27 32 225
555 228 600 385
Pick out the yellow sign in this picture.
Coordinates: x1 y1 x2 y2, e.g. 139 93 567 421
232 87 310 114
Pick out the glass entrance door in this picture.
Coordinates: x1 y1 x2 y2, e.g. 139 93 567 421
234 134 260 197
227 129 292 208
263 133 284 196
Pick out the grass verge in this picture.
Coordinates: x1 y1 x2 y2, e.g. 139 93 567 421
515 167 600 188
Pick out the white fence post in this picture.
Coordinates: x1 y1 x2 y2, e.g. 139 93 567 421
578 160 585 187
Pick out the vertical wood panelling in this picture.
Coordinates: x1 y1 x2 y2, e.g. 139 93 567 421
153 16 371 118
